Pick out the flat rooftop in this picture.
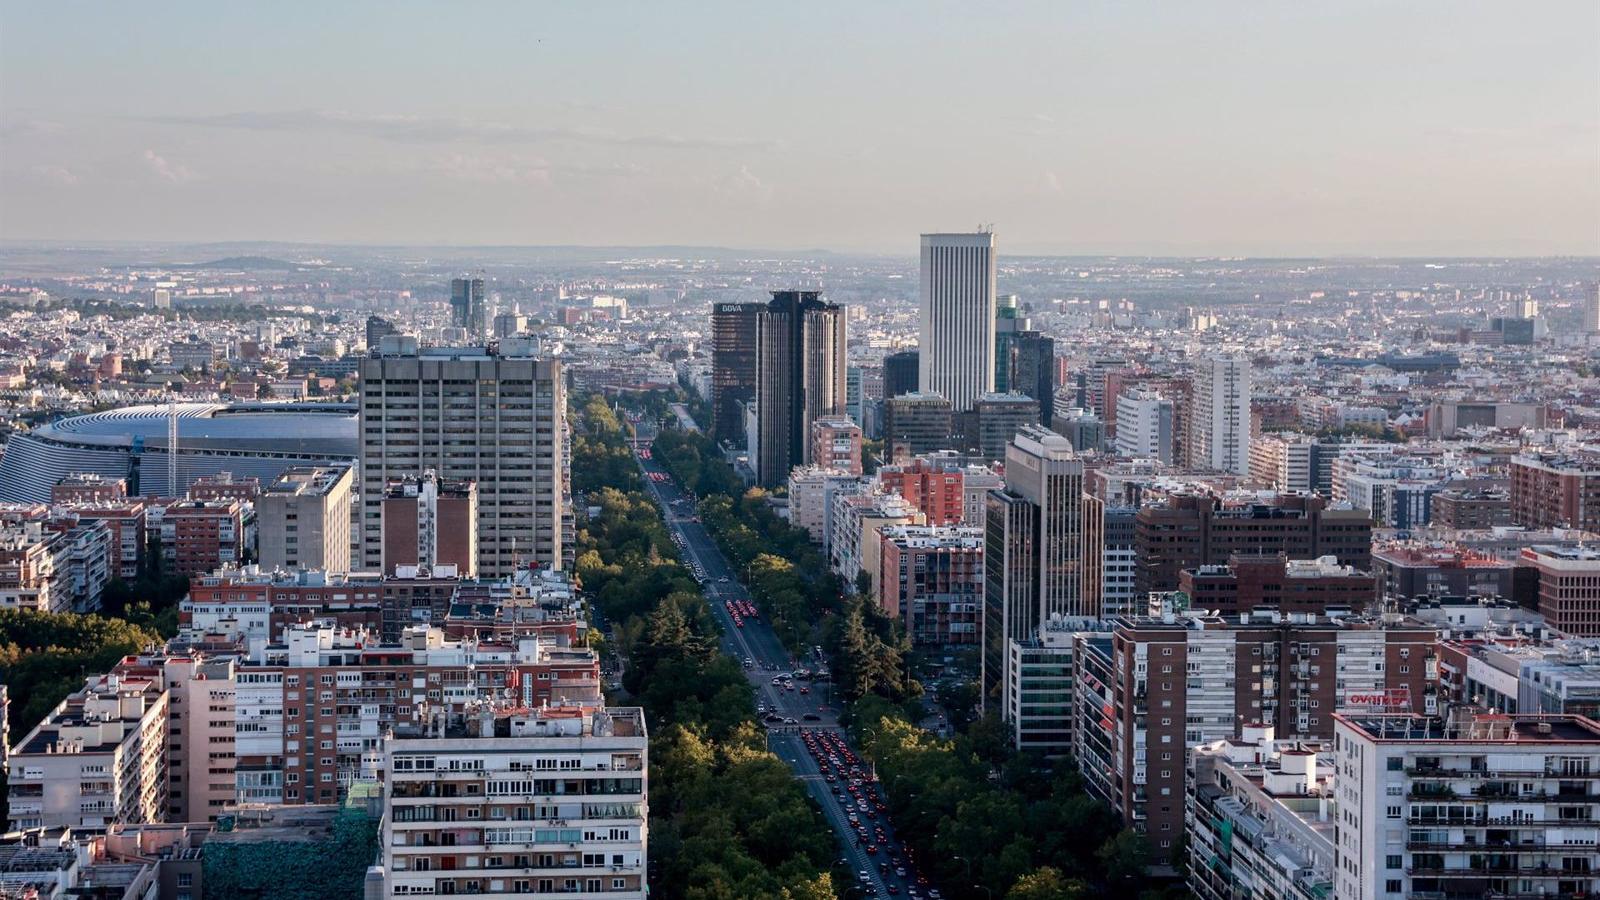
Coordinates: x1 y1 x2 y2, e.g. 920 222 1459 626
1338 713 1600 743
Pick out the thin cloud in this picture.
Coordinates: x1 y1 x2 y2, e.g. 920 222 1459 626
713 165 773 201
142 149 196 183
33 165 81 186
142 109 776 152
1043 170 1062 193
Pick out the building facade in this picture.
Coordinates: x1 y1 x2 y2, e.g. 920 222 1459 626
919 232 997 413
257 465 353 575
754 291 848 487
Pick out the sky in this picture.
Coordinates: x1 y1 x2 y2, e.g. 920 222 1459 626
2 2 1597 256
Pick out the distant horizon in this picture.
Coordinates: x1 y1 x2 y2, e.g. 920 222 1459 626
3 236 1598 264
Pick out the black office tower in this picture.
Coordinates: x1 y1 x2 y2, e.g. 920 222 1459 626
710 302 764 448
450 278 487 339
882 350 920 401
754 291 847 487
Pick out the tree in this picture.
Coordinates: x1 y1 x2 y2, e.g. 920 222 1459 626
1096 830 1151 891
1007 867 1088 900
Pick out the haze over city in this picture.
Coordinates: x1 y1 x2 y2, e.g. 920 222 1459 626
3 1 1597 255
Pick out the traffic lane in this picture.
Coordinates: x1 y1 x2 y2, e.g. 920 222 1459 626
774 731 892 898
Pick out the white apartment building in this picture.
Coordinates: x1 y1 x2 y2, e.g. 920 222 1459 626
1333 713 1600 900
1188 357 1251 475
1187 727 1336 900
1115 389 1176 464
918 232 997 413
1251 432 1317 493
785 466 860 544
382 704 648 899
7 673 169 831
960 465 1004 526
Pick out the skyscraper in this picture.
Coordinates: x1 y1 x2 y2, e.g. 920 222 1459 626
919 231 997 412
983 425 1086 704
1187 356 1252 474
754 291 847 487
882 350 920 401
365 314 396 350
358 340 567 577
710 302 764 447
995 298 1056 428
1585 282 1600 335
449 277 487 339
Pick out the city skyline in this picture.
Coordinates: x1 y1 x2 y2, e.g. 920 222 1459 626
2 2 1597 256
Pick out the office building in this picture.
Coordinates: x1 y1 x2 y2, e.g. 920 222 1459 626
882 392 953 456
1586 282 1600 334
7 672 169 831
257 465 353 575
1425 400 1547 439
366 315 397 350
1005 621 1087 753
1179 554 1376 616
382 471 479 577
878 524 983 646
1510 451 1600 532
1115 389 1175 463
153 288 171 310
1333 712 1600 900
810 415 863 476
882 350 920 401
754 291 848 487
1133 493 1374 595
1052 406 1106 453
973 393 1041 461
919 231 997 413
1370 544 1515 602
359 343 568 577
450 277 488 339
845 365 864 424
994 298 1057 428
1519 545 1600 636
1187 357 1251 474
984 426 1086 705
710 302 763 448
382 703 648 900
1083 497 1139 618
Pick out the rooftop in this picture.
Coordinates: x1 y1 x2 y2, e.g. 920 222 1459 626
1337 713 1600 743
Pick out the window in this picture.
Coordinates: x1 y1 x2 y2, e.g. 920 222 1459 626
1386 805 1401 818
1386 880 1403 893
1387 758 1403 771
178 874 194 887
1386 855 1402 869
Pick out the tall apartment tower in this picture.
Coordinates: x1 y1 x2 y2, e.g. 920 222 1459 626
1586 282 1600 335
754 291 847 487
257 465 354 575
358 342 567 577
983 425 1086 705
919 231 997 413
710 302 764 448
1187 356 1252 474
449 277 488 340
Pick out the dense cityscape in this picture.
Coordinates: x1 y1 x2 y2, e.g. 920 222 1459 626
0 242 1596 899
3 4 1599 899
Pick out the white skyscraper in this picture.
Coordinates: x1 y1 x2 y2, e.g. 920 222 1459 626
1114 388 1175 463
1188 356 1252 475
1585 282 1600 334
918 231 997 412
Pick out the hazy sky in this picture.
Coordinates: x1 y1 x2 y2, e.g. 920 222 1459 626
2 2 1597 255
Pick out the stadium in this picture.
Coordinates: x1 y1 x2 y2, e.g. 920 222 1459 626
0 402 359 503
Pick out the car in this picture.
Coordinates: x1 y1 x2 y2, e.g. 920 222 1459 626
719 576 729 583
803 713 821 721
799 686 810 695
887 887 900 896
865 845 878 855
784 717 798 725
895 867 906 878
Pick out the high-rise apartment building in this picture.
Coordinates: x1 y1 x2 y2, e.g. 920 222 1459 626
1114 389 1175 463
450 278 488 339
1509 451 1600 532
1333 712 1600 900
882 350 920 401
754 291 847 487
1586 282 1600 335
382 471 479 577
1089 612 1438 865
709 302 763 448
359 343 567 577
877 457 965 525
157 499 245 578
878 524 983 646
382 704 648 900
919 231 997 413
257 465 353 575
984 426 1086 705
1187 356 1252 474
810 415 863 476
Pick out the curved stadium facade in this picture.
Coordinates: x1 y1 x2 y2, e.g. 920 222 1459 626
0 402 359 503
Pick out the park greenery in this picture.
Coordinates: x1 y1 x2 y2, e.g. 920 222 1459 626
0 608 166 737
572 396 837 900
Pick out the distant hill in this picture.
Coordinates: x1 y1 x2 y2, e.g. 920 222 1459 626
172 256 306 270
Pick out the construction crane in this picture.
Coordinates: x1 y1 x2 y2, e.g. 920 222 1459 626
168 387 179 497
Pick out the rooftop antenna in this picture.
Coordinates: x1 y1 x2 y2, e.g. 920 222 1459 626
168 387 180 497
